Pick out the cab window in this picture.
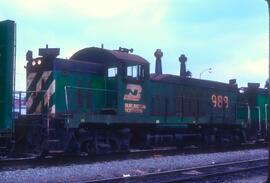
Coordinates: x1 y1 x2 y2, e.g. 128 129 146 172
126 64 144 79
108 67 117 77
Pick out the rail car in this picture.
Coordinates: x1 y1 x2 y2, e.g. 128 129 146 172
0 20 268 156
0 20 15 154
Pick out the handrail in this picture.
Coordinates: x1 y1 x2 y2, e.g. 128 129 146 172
64 85 118 126
254 106 261 133
238 105 262 132
13 90 47 116
265 104 268 131
64 85 117 93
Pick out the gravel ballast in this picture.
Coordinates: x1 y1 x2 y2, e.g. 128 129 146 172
0 148 267 183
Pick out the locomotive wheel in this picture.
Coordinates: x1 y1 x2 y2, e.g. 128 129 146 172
83 140 95 155
114 128 131 152
202 129 214 147
82 131 112 155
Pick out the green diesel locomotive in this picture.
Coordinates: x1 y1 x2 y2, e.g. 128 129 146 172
0 20 268 156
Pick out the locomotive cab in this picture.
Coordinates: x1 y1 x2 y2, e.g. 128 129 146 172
106 59 149 113
68 47 150 125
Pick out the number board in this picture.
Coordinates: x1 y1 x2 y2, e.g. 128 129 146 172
211 94 229 109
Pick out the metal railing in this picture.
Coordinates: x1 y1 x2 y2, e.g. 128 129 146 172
13 90 48 116
238 105 265 133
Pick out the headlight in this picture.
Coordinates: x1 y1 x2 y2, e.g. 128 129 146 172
32 61 36 66
37 59 42 65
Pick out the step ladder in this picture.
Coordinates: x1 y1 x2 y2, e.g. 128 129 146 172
0 146 8 155
45 116 65 155
0 132 13 156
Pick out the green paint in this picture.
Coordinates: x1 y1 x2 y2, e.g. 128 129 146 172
54 70 117 114
0 20 15 132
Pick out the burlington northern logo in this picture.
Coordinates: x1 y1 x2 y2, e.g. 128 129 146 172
124 84 142 101
124 84 146 113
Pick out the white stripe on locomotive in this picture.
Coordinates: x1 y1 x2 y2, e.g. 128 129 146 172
26 72 37 111
26 93 34 110
44 79 55 106
26 71 53 113
51 105 55 114
27 72 37 90
35 102 42 113
34 71 53 113
36 71 52 92
46 80 55 114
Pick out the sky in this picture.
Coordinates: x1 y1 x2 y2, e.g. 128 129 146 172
0 0 268 90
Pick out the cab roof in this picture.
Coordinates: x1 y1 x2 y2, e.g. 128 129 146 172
70 47 149 67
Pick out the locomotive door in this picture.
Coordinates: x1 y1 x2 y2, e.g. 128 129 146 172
106 67 118 111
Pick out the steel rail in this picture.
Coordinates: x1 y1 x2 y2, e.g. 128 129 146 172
0 142 267 171
84 158 268 183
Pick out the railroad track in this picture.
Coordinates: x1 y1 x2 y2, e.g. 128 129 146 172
84 158 268 183
0 142 267 171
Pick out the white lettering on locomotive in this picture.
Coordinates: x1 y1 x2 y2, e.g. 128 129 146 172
124 103 146 113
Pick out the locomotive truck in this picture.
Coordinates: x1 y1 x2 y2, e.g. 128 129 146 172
0 20 268 156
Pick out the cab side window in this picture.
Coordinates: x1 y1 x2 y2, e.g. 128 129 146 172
126 64 144 80
108 67 117 77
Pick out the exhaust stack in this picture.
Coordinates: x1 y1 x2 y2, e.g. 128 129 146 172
179 54 187 77
154 49 163 75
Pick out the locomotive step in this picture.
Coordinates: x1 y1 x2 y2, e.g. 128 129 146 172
48 139 60 143
48 128 58 138
47 138 63 151
48 150 65 154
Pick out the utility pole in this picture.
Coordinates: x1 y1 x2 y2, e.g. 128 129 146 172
265 1 270 182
